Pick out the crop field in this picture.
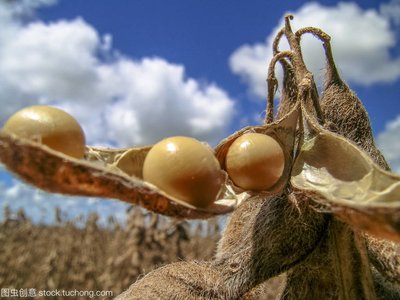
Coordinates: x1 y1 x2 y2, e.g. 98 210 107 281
0 206 283 299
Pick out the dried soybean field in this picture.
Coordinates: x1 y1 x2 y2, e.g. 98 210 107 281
0 206 283 299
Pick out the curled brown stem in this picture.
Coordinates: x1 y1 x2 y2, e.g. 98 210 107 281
295 27 331 43
272 28 285 55
265 50 294 124
283 15 310 84
296 27 341 87
282 17 324 124
285 14 294 33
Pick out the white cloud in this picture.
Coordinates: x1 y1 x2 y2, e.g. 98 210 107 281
230 43 270 99
377 116 400 173
0 19 101 103
381 0 400 25
0 0 57 21
0 1 235 223
0 2 235 147
230 2 400 98
98 57 234 145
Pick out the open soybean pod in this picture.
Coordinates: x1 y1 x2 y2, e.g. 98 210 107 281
291 103 400 242
0 131 234 219
215 102 300 198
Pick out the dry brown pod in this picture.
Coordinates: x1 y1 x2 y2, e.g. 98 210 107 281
0 102 299 217
0 131 234 218
292 103 400 242
316 40 400 289
215 102 299 196
2 15 400 299
0 78 300 218
291 26 400 242
0 29 398 226
296 27 386 156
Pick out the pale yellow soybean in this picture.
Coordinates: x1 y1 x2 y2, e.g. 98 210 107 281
3 105 85 159
143 136 223 208
226 133 285 191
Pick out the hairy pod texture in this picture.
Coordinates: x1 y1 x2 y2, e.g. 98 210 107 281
276 60 298 120
1 16 400 300
283 216 374 300
321 80 390 170
320 58 400 293
117 192 328 299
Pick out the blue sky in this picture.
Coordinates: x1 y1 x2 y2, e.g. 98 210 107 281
0 0 400 223
35 0 400 133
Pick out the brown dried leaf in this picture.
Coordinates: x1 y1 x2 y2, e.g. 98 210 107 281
0 131 234 219
291 106 400 241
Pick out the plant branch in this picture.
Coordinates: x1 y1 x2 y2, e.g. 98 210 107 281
296 27 342 87
265 51 294 124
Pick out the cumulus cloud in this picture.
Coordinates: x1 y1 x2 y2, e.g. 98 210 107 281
377 116 400 173
0 0 57 20
98 58 234 145
230 2 400 98
381 0 400 25
0 2 235 146
0 19 101 103
0 0 235 222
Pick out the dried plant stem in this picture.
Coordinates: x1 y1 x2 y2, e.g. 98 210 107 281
329 220 376 300
282 15 324 124
283 15 308 80
272 28 285 55
265 51 294 124
275 58 298 120
295 27 341 87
